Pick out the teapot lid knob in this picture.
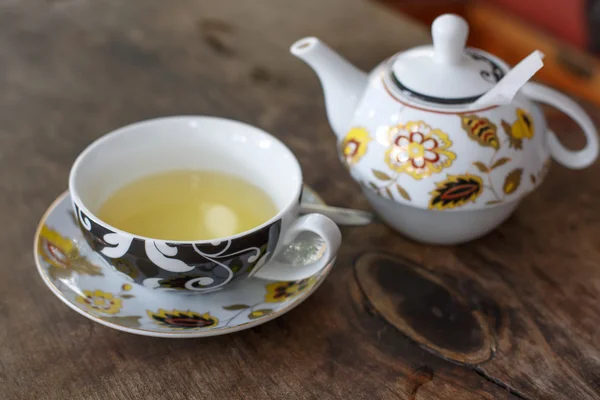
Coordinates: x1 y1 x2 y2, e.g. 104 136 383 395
432 14 469 65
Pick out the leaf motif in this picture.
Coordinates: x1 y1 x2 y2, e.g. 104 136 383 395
396 184 411 201
508 136 523 150
503 168 523 194
485 200 504 206
501 120 512 135
491 157 511 170
384 187 393 199
372 169 392 181
460 115 500 149
472 161 490 173
503 120 523 150
223 304 250 311
429 175 484 210
368 182 379 192
530 174 537 184
120 294 135 299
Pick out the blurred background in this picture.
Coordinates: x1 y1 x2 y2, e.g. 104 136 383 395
378 0 600 108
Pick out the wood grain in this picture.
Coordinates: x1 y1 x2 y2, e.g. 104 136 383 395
356 253 496 366
0 0 598 399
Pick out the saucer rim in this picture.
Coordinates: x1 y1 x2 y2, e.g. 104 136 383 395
34 188 334 338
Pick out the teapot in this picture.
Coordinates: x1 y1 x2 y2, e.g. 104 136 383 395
290 14 599 244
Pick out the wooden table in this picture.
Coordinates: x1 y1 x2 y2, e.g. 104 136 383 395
1 0 599 399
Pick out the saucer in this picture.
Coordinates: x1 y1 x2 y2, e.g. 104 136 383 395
34 186 334 338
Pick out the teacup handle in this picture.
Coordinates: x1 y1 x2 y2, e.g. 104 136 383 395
252 213 341 281
522 82 599 169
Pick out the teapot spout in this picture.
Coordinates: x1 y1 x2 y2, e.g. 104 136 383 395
291 37 367 138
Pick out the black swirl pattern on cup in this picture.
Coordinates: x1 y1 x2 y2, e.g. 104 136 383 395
73 202 282 293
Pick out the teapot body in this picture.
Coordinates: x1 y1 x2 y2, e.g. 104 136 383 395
340 63 551 214
336 64 552 244
291 14 598 244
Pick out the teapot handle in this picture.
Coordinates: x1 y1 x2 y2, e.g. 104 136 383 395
522 82 599 169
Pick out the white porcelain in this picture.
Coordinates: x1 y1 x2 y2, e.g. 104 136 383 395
363 189 519 244
69 116 342 292
34 188 334 337
290 14 599 244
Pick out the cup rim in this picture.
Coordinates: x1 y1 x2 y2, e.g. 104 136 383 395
68 115 303 244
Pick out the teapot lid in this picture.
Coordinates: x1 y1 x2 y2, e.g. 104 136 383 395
389 14 508 106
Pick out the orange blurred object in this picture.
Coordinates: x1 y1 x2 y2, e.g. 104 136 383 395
377 0 600 107
489 0 587 50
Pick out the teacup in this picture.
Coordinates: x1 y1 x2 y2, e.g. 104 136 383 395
68 116 342 293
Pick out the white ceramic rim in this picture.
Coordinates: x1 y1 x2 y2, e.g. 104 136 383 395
68 115 303 244
34 190 334 338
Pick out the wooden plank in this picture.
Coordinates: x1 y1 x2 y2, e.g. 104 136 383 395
2 0 600 398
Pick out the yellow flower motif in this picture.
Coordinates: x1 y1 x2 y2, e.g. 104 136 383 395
122 284 132 291
76 290 122 315
511 108 534 139
384 121 455 180
38 225 102 280
147 309 218 329
265 277 318 303
340 127 371 165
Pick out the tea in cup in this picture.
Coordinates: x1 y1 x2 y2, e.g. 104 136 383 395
96 169 279 241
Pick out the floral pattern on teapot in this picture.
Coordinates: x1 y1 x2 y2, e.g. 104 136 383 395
383 121 455 179
460 115 500 149
343 98 550 211
340 127 371 166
